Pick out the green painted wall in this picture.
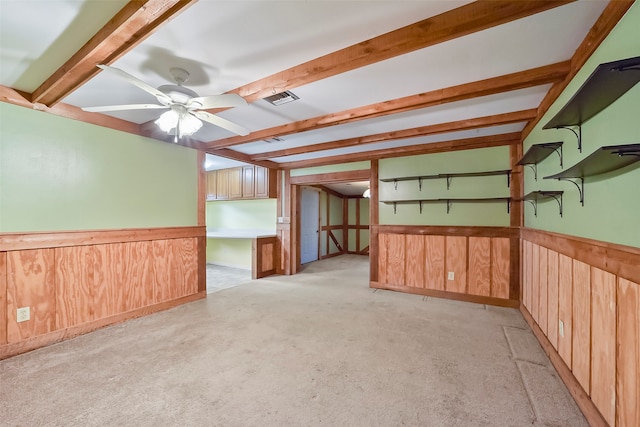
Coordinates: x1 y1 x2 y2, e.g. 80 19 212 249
206 238 252 269
360 198 370 225
319 190 344 256
347 198 369 252
523 3 640 248
205 198 277 266
205 198 277 230
0 103 198 232
359 198 370 252
329 194 342 225
379 146 511 226
319 191 328 256
290 161 370 177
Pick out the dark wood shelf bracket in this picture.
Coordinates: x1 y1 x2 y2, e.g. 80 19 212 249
521 191 564 217
382 170 511 190
543 144 640 207
518 142 563 180
543 56 640 153
383 197 511 215
558 178 583 206
556 125 582 152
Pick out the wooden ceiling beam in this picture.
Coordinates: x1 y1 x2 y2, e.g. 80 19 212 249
205 61 569 150
313 185 347 199
215 0 574 105
290 170 371 185
1 85 141 135
30 0 196 107
277 133 521 170
251 109 537 161
521 0 634 139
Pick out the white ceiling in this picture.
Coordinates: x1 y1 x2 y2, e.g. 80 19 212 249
323 181 370 197
0 0 611 169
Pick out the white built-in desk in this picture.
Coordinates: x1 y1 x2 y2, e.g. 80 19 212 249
206 229 278 279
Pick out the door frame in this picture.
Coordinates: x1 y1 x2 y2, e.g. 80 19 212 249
288 169 372 274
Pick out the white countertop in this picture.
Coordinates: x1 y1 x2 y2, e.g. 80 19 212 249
206 229 277 239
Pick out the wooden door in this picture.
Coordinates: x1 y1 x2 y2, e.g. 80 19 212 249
242 166 255 198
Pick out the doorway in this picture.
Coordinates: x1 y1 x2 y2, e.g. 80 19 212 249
300 187 320 264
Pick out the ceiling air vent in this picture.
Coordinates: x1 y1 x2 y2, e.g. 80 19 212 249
264 137 283 143
263 90 299 106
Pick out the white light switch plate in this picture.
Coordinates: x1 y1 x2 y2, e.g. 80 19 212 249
447 272 455 281
17 307 30 323
559 320 564 338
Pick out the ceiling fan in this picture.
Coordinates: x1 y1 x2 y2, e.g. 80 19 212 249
82 65 250 141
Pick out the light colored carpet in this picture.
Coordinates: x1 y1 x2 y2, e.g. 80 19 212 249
0 255 586 426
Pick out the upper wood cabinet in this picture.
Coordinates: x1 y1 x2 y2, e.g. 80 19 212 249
228 167 243 199
242 166 255 199
216 169 229 200
205 166 277 201
255 166 277 198
206 171 217 201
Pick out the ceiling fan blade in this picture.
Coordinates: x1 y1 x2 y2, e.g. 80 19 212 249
195 111 250 136
187 94 247 109
82 104 169 113
97 65 171 103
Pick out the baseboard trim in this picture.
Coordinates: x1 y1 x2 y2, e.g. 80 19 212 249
319 252 344 260
0 291 206 360
519 304 608 427
370 281 519 308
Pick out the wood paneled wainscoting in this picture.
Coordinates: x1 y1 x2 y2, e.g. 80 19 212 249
520 228 640 427
372 225 519 307
0 226 206 359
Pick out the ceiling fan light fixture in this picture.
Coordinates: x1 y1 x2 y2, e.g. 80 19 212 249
180 112 203 135
155 109 179 132
90 65 247 137
155 105 203 137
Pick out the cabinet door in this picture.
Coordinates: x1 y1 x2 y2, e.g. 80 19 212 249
255 166 269 198
216 169 229 200
206 171 217 200
228 167 243 199
242 166 255 198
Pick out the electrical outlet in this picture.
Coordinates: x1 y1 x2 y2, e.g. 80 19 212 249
447 271 455 281
559 320 564 338
17 307 30 323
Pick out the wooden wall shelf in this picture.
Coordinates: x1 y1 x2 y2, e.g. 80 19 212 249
543 55 640 151
517 142 563 180
382 197 512 214
518 191 564 217
544 144 640 206
380 169 511 190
